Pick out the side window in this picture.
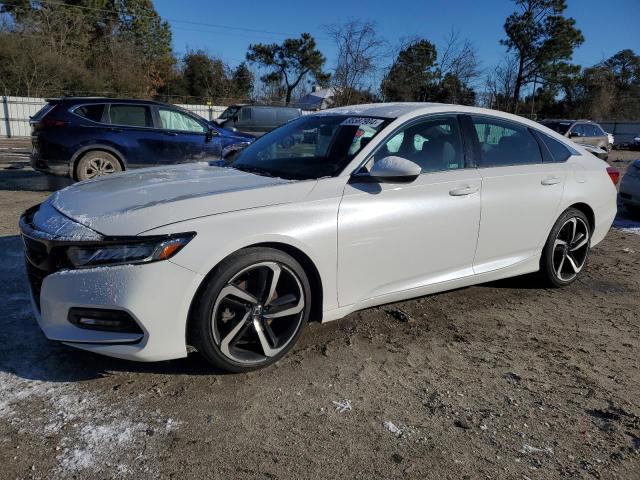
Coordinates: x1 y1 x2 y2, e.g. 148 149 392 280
539 133 573 162
472 116 542 167
587 124 600 137
373 116 465 173
74 104 105 123
158 108 206 133
240 107 252 121
108 104 152 128
571 124 585 137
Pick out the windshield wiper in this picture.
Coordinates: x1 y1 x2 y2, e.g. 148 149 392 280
232 164 277 178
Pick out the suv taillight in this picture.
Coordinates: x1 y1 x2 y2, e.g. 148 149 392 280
606 166 620 185
41 118 67 128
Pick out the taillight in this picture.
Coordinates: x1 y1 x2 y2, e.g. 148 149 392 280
606 166 620 185
41 118 67 128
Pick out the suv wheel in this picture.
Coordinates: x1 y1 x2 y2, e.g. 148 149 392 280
76 151 122 181
190 247 311 372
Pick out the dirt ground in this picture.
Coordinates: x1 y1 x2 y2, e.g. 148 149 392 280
0 139 638 480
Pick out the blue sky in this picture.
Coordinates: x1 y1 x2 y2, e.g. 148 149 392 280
155 0 639 83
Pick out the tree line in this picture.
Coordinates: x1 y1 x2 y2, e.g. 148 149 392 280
0 0 638 120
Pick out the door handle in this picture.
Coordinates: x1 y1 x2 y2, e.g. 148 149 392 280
163 132 178 136
449 185 479 196
541 177 562 186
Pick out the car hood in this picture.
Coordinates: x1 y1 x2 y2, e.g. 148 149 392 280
49 164 316 236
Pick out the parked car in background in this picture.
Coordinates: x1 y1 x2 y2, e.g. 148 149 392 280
30 98 254 180
620 159 640 216
631 133 640 151
20 103 617 372
541 119 610 157
216 104 302 137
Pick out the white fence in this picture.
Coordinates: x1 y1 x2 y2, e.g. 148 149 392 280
0 96 228 138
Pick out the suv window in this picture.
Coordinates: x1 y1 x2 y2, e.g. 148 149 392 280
472 116 542 167
74 104 105 123
587 124 603 137
373 116 464 173
158 108 206 133
108 104 152 128
539 133 573 162
240 107 252 121
571 124 586 137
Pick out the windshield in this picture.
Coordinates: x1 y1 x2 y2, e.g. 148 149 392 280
218 106 240 120
542 121 571 135
230 114 391 180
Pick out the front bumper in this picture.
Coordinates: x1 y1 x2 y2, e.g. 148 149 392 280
37 260 201 361
20 204 203 362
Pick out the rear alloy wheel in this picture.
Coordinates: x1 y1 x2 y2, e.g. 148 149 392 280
541 208 591 287
191 248 311 372
76 151 122 181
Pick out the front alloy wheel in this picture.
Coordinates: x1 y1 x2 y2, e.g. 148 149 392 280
191 248 311 372
541 208 591 287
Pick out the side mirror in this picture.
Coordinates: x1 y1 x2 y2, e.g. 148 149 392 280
569 131 581 138
367 156 421 183
206 127 218 142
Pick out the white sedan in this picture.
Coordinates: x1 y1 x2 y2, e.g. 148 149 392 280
20 103 618 372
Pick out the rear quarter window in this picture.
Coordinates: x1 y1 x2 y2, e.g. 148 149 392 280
538 133 575 162
73 104 105 123
31 103 55 121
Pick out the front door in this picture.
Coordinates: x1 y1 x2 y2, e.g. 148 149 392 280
337 115 482 307
156 107 221 163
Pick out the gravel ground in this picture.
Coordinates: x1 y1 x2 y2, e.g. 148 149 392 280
0 138 638 479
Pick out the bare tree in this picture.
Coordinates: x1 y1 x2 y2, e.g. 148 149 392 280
484 55 519 111
325 19 385 106
438 29 481 89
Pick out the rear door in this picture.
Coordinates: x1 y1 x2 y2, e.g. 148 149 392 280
106 103 160 168
156 107 221 163
467 115 565 274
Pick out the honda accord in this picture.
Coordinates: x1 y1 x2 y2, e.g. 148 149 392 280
20 103 618 372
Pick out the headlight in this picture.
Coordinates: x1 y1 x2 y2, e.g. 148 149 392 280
66 233 195 268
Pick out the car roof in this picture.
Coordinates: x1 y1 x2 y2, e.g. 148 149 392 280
52 97 167 107
542 119 600 124
319 102 555 126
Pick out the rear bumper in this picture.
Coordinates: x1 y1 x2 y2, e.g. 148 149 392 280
30 153 71 177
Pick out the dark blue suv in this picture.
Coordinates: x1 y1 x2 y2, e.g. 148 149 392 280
30 98 254 180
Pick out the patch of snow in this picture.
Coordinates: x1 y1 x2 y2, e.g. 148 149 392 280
613 216 640 235
383 420 403 437
521 444 554 455
332 399 352 413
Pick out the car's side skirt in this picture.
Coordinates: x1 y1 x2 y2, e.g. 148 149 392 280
320 253 541 323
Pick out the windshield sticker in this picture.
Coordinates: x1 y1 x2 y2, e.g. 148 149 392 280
341 117 384 127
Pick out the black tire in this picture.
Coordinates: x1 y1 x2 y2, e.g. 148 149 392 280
75 151 122 181
540 208 591 288
190 247 312 372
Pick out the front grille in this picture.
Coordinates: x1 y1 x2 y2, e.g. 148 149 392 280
25 259 48 311
20 206 72 311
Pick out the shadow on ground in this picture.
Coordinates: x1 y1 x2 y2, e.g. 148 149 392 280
0 168 73 192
